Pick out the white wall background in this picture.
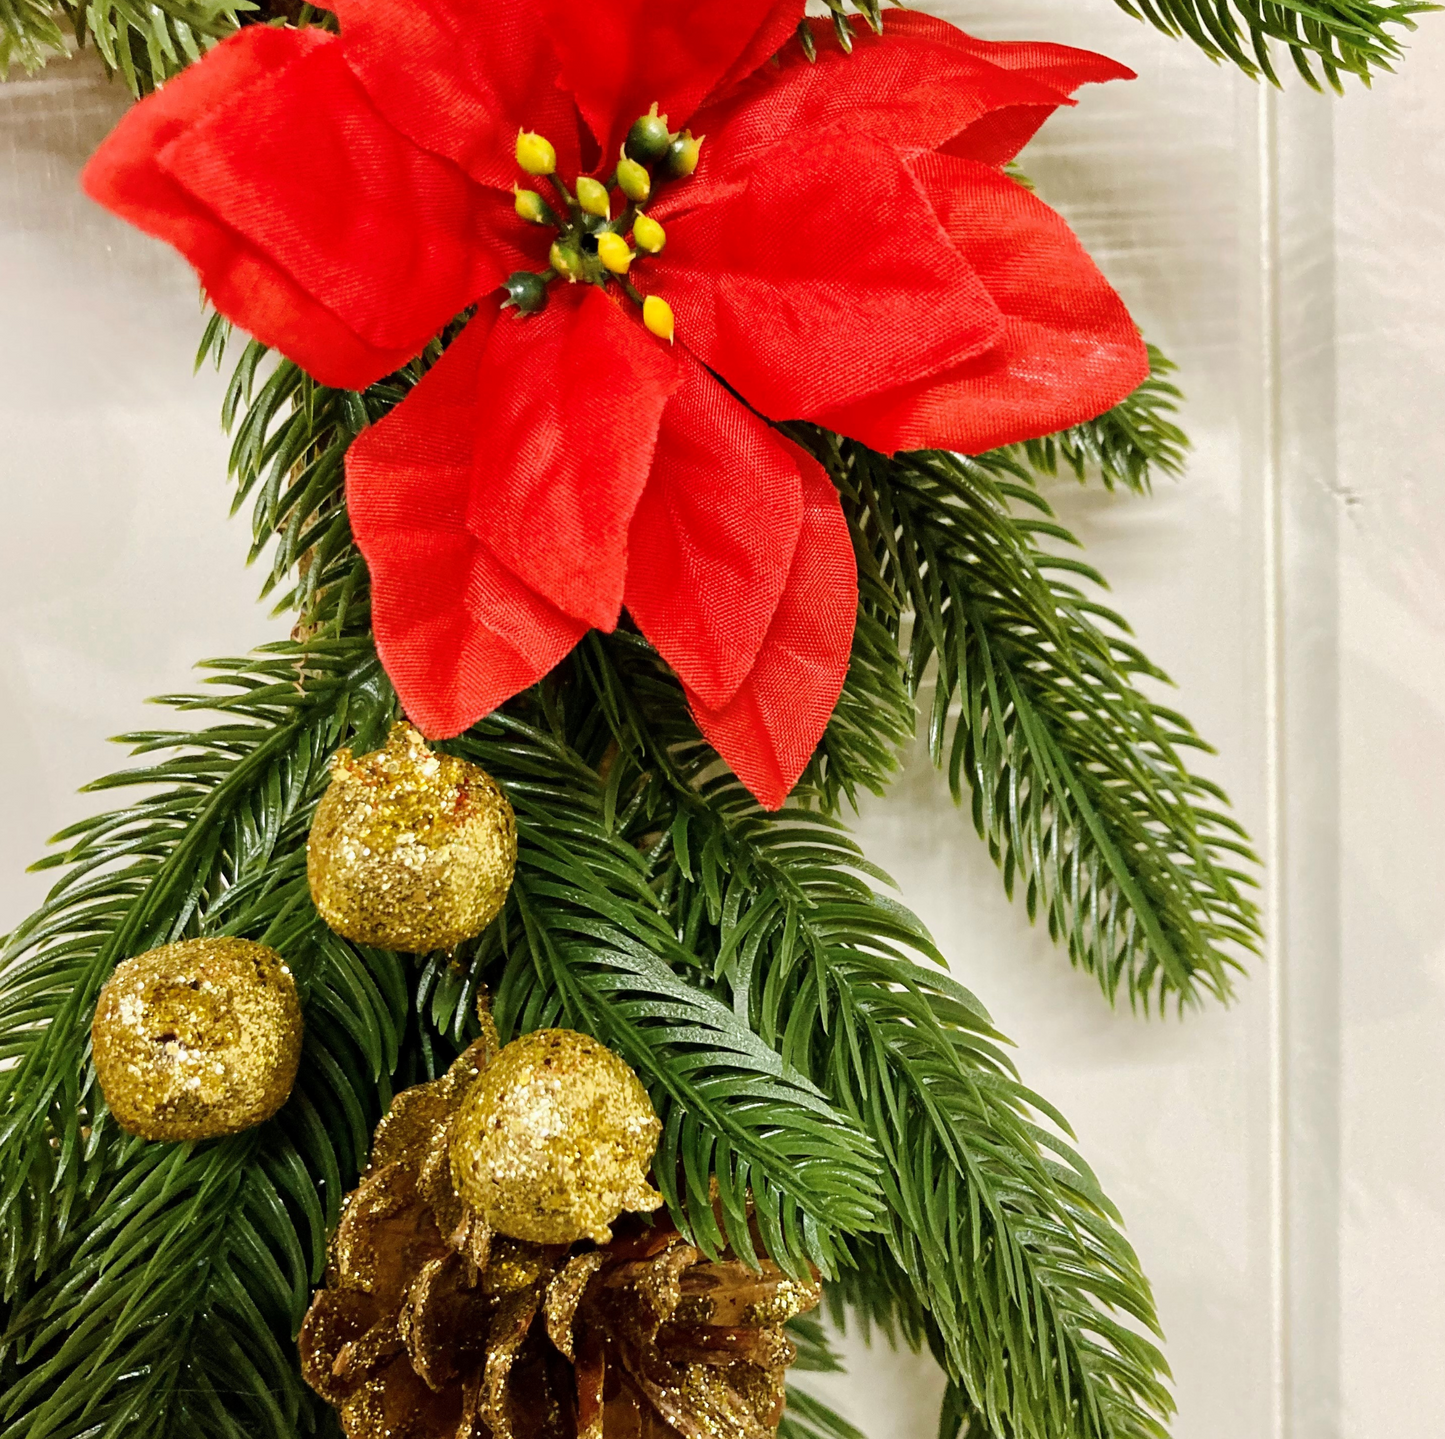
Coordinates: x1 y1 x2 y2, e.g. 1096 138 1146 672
3 5 1443 1435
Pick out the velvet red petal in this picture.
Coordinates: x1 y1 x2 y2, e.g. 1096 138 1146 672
81 28 415 391
818 154 1148 454
347 310 587 739
648 131 1000 422
625 355 804 712
330 0 584 191
685 459 856 810
158 36 513 365
460 288 681 632
691 14 1080 175
539 0 803 162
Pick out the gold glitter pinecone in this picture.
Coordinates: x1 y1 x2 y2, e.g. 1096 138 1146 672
308 722 517 953
92 937 303 1141
299 1035 820 1439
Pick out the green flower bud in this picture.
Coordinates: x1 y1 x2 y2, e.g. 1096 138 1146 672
664 130 703 179
502 270 549 315
549 240 583 283
513 187 553 226
576 176 611 219
596 232 634 275
626 102 672 163
632 213 666 254
515 130 556 176
616 155 652 204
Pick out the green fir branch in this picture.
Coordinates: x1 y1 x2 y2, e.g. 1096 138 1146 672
546 635 1174 1439
0 317 1186 1434
1110 0 1432 89
0 0 64 75
796 430 1261 1010
0 0 252 91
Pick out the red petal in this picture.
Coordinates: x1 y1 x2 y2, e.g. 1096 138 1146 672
915 14 1135 165
819 154 1147 454
158 36 513 364
330 0 584 191
625 356 805 712
81 28 414 390
703 0 809 107
691 13 1083 173
347 311 586 739
540 0 805 161
648 131 1000 421
686 461 856 810
462 288 681 632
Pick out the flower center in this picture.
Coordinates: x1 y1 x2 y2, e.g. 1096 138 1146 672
503 103 702 345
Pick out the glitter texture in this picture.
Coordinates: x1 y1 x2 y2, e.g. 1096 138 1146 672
449 1028 663 1245
308 722 516 953
91 937 302 1141
300 1035 818 1439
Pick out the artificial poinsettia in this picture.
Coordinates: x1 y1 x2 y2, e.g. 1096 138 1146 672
82 0 1147 808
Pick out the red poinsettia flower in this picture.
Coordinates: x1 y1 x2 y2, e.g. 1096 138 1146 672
82 1 1146 808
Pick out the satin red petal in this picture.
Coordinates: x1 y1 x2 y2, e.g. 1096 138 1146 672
347 310 586 739
460 288 681 632
157 36 512 363
818 154 1148 454
625 355 805 712
539 0 803 162
702 0 809 108
330 0 584 191
690 13 1084 174
917 13 1136 165
686 457 856 811
80 28 413 391
648 131 1001 422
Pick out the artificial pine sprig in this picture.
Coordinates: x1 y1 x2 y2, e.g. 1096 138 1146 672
806 431 1262 1010
0 321 1185 1438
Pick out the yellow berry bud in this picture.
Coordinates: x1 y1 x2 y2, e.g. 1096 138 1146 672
643 295 675 345
616 155 651 204
549 239 583 282
576 176 611 219
515 131 556 176
632 213 666 254
513 187 551 225
596 232 634 275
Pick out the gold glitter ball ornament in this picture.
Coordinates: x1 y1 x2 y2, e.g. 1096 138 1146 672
91 937 303 1141
450 1029 663 1245
308 722 517 952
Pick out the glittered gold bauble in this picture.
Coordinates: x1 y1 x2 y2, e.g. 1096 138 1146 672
308 722 517 953
91 937 302 1141
300 1034 819 1439
449 1028 663 1246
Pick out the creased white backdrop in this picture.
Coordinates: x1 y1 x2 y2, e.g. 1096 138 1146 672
2 4 1442 1435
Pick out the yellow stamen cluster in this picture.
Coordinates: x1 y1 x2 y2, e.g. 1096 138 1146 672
501 111 703 335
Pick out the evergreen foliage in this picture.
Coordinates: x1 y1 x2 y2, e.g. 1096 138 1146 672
790 417 1261 1011
0 0 1427 1433
1111 0 1432 87
0 0 253 92
0 321 1196 1437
